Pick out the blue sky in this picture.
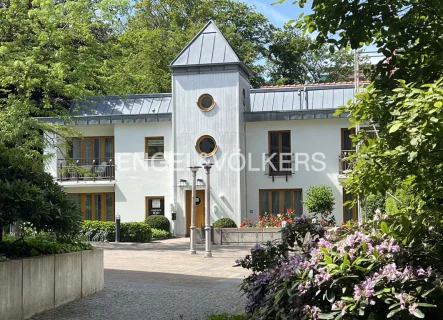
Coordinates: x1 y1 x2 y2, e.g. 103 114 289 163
245 0 311 27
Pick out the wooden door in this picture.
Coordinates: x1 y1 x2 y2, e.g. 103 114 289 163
185 190 205 236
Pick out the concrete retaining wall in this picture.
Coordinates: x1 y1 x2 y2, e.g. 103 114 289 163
196 227 283 245
0 248 104 320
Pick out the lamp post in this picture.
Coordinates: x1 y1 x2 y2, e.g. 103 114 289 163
189 166 201 254
203 163 213 257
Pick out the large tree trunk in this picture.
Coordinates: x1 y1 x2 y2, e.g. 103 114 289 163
0 223 3 242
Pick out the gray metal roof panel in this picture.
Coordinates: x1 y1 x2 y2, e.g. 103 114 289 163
170 21 242 66
71 94 172 116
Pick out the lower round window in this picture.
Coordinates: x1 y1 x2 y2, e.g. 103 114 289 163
196 135 217 157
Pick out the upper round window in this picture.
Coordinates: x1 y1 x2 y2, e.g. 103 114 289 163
197 94 215 111
196 135 217 157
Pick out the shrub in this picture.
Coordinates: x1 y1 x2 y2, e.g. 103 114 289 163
151 228 170 239
237 214 443 319
0 233 92 260
304 185 336 227
145 215 170 232
81 221 152 243
0 144 82 241
213 217 237 228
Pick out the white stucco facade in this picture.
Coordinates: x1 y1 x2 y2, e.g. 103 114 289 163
44 21 356 236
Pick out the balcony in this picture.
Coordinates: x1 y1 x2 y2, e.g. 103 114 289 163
57 158 115 182
339 150 356 175
265 153 295 182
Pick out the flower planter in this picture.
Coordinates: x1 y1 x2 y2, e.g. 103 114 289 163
0 248 104 320
195 227 283 245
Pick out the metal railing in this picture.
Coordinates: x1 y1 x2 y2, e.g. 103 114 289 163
264 153 295 181
57 158 115 182
339 150 356 174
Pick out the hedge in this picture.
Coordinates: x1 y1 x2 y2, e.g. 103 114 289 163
81 221 152 243
0 234 92 260
145 215 170 232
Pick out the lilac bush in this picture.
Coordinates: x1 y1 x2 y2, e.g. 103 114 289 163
238 216 443 319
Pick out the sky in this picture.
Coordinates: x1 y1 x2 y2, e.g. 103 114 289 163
245 0 311 27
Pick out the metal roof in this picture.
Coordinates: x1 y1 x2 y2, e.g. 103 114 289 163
70 94 172 116
169 21 252 76
249 85 356 112
69 84 357 117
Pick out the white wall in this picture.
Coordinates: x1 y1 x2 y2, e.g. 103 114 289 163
172 71 245 234
114 122 173 223
245 118 351 224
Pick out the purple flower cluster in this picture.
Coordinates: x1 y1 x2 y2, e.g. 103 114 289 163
376 237 400 255
303 305 321 320
353 276 377 301
382 263 402 281
396 293 419 314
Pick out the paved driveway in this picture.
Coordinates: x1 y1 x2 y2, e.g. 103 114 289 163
32 238 251 320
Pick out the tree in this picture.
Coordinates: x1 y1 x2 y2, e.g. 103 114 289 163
266 24 370 85
286 0 443 87
107 0 271 93
0 0 128 157
279 0 443 212
303 185 336 226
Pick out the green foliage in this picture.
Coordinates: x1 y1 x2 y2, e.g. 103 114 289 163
81 221 152 243
0 0 128 157
151 228 170 239
213 217 237 228
304 185 336 226
145 215 170 232
0 233 91 260
109 0 271 92
0 144 82 240
341 80 443 215
266 24 371 85
362 193 386 219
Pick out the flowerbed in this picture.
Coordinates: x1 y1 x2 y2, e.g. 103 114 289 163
240 209 298 228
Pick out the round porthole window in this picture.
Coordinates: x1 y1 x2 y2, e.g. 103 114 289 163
197 93 215 111
196 135 218 157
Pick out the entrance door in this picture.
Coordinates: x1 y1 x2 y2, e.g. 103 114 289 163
186 190 205 236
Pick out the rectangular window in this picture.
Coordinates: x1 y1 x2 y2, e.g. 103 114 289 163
145 196 165 217
145 137 165 159
259 189 303 216
341 128 355 152
69 136 114 165
343 189 358 222
71 193 115 221
268 131 291 175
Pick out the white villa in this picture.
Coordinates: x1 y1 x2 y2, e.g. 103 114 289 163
45 21 358 236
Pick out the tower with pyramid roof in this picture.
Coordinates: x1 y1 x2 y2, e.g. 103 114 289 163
170 21 250 232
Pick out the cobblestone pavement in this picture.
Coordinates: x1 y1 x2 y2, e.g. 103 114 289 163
32 238 252 320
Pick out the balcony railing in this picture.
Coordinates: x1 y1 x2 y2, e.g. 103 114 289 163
57 158 115 182
339 150 356 175
265 153 295 181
